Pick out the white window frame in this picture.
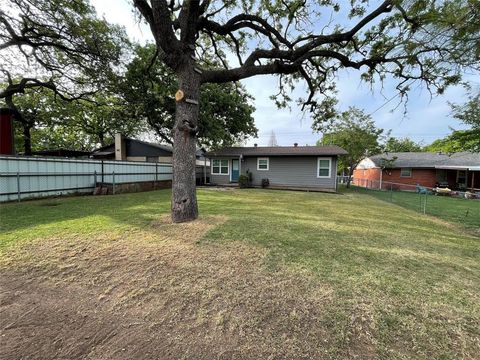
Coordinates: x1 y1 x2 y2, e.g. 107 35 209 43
211 159 229 175
317 157 332 178
400 168 412 177
257 157 269 171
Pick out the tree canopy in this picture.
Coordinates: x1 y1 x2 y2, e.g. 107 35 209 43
0 0 130 154
425 91 480 153
424 130 478 153
134 0 479 115
4 86 145 153
317 107 385 187
121 45 257 149
384 137 423 152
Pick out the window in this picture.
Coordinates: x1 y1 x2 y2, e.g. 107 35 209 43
257 157 269 170
400 168 412 177
317 158 331 178
212 159 229 175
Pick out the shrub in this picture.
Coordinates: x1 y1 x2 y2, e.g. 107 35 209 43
238 175 250 188
261 178 270 188
246 170 253 183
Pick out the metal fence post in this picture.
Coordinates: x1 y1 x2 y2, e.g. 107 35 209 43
94 171 97 189
389 183 393 202
155 163 158 182
16 171 20 202
112 171 116 195
424 192 427 215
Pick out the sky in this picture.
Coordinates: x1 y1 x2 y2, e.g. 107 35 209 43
91 0 476 147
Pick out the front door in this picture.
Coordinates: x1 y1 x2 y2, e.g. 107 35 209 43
231 159 239 182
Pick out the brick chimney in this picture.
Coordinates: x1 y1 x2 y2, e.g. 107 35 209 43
0 108 14 155
115 133 126 161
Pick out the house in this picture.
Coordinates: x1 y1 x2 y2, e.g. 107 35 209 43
90 134 210 184
205 144 347 192
90 134 175 162
91 133 208 165
353 152 480 191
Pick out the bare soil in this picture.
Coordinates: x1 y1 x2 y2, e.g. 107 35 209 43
0 216 354 360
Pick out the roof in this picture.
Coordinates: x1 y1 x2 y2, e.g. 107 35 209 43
205 145 347 157
91 137 206 159
91 138 173 158
366 152 480 169
30 149 91 158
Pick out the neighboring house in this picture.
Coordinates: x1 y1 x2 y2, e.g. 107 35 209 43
205 144 348 192
90 134 210 184
353 152 480 191
90 134 209 166
91 134 174 162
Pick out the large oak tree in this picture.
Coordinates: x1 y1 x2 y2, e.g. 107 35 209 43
133 0 479 222
0 0 129 154
121 44 257 148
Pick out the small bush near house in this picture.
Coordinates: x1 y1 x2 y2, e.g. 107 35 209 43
238 175 250 188
261 178 270 188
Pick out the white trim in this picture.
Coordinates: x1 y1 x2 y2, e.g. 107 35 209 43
400 167 412 177
317 157 332 178
257 157 269 171
211 159 229 175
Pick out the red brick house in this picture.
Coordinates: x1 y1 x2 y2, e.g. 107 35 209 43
353 152 480 191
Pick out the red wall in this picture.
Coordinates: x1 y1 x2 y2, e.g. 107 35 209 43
383 168 437 189
353 167 437 190
352 168 381 187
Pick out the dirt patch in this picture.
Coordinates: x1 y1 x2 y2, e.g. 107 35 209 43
0 215 368 359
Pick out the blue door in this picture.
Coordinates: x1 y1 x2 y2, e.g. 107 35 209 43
231 159 239 182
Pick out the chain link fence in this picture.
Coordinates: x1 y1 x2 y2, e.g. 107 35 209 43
344 178 480 230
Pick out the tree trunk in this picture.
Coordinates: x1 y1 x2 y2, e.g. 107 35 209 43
23 124 32 155
346 167 354 188
171 67 200 223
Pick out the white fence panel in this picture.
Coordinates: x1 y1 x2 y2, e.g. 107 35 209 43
0 156 173 202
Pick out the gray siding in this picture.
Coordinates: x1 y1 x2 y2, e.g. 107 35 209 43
210 157 233 185
242 156 337 190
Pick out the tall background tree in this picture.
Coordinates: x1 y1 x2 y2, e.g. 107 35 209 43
384 137 423 153
4 87 146 153
0 0 130 154
133 0 480 222
425 91 480 153
317 107 385 188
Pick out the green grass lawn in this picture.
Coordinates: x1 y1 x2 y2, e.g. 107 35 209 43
1 189 479 359
348 185 480 230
